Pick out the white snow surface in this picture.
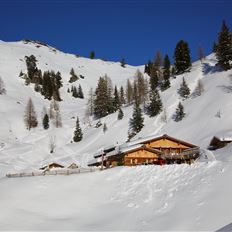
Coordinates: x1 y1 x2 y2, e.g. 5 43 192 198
0 40 232 230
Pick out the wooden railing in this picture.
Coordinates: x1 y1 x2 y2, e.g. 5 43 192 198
161 147 200 160
6 167 98 178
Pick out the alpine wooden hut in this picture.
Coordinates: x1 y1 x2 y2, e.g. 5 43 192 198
88 134 200 167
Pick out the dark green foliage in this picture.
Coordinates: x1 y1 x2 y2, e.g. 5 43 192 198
90 51 95 59
25 55 42 85
174 102 185 122
212 41 218 53
146 89 163 117
69 68 79 83
161 55 171 91
128 102 144 139
73 116 83 142
67 88 70 93
95 120 102 128
149 66 159 91
72 86 78 98
216 20 232 70
120 58 126 68
19 70 24 77
126 79 133 105
94 76 114 118
77 84 84 98
119 86 126 105
113 86 120 110
178 77 190 99
42 71 62 101
43 114 49 129
144 60 153 75
174 40 191 74
117 108 124 120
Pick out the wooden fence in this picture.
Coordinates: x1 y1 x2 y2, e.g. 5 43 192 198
6 167 98 178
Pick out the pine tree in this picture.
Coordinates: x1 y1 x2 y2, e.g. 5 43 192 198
174 40 191 74
144 60 153 76
161 54 171 91
120 58 126 67
113 86 120 110
94 76 109 118
174 102 185 122
119 86 126 105
73 116 83 142
216 20 232 70
77 84 84 98
178 77 190 99
128 102 144 139
149 66 159 91
126 79 133 105
117 108 124 120
72 86 78 98
146 89 163 117
90 51 95 59
43 114 49 129
24 98 38 130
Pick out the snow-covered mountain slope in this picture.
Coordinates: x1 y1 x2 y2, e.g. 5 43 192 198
1 40 232 230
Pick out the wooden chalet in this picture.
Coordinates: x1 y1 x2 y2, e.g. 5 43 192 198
40 162 64 171
88 134 200 167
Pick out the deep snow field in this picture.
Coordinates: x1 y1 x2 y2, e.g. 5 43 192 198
0 40 232 230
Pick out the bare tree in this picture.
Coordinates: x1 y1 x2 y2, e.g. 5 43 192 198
193 79 204 97
49 136 56 153
198 45 205 63
161 108 168 123
0 77 6 94
24 98 38 130
53 100 62 128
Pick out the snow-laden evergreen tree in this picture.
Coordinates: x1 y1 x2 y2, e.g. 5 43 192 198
43 114 49 130
117 107 124 120
73 116 83 142
0 77 6 94
24 98 38 130
161 54 171 91
174 102 185 122
178 77 190 99
94 75 114 118
72 86 78 98
128 102 144 139
69 68 79 83
146 89 163 117
174 40 191 74
216 20 232 70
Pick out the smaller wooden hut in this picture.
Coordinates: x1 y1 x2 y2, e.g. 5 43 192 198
209 136 232 150
68 163 79 169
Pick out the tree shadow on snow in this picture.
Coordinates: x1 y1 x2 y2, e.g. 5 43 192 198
202 63 222 75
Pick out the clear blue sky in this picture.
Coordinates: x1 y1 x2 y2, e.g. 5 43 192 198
1 0 232 65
